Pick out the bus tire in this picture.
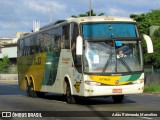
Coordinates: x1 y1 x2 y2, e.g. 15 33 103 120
26 80 31 97
66 82 76 104
112 95 124 103
27 80 37 98
36 91 45 98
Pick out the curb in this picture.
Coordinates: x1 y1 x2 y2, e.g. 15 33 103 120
143 92 160 96
0 80 18 83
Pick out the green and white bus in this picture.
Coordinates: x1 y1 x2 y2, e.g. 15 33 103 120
17 16 153 104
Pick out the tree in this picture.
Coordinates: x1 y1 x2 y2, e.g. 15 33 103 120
71 9 105 18
130 9 160 35
145 27 160 68
130 9 160 67
130 13 150 35
0 56 10 73
98 13 105 16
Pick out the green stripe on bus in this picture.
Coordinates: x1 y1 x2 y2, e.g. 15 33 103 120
119 75 131 82
128 74 141 81
119 74 141 82
42 51 60 85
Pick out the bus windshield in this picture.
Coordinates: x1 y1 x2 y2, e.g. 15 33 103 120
83 40 143 74
82 23 138 38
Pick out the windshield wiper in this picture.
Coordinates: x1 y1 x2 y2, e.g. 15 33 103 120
119 57 132 73
102 54 112 73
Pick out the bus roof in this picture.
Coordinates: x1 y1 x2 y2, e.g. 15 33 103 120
18 16 136 40
67 16 136 24
40 16 136 30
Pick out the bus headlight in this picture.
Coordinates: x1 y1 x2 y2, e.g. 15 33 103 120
132 79 144 84
85 81 101 86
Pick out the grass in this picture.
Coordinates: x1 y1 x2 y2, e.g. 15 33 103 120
144 84 160 93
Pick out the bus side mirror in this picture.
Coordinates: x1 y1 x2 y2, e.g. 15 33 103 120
143 34 154 53
76 36 83 55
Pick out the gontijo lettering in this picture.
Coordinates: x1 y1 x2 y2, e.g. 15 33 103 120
27 57 41 65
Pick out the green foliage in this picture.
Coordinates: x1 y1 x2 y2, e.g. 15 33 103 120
98 13 105 16
142 27 160 67
130 13 150 34
86 9 96 16
71 15 79 18
0 56 10 73
144 84 160 93
130 9 160 67
71 9 105 18
150 27 160 67
141 28 160 67
130 9 160 35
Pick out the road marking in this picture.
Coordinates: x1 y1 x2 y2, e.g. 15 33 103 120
56 101 66 104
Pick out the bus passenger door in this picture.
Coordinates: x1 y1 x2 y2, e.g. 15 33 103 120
70 23 83 94
71 23 82 73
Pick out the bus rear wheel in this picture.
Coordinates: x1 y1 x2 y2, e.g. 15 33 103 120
26 81 45 98
112 95 124 103
36 91 45 98
26 81 31 97
26 81 37 98
66 82 76 104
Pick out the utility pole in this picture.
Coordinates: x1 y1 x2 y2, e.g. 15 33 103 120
50 2 53 23
90 0 92 16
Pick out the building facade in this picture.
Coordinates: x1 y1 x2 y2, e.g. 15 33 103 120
0 32 29 64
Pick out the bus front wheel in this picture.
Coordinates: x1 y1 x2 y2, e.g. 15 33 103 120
66 82 76 104
112 95 124 103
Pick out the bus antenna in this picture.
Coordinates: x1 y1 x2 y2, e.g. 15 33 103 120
90 0 92 16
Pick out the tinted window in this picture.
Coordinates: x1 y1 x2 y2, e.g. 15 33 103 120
44 30 52 51
24 37 30 56
30 35 37 54
62 24 70 49
37 32 44 52
82 23 137 38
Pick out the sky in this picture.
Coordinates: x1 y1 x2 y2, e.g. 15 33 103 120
0 0 159 38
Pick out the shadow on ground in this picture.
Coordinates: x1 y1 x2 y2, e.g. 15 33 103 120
0 83 25 95
42 93 136 105
0 82 136 105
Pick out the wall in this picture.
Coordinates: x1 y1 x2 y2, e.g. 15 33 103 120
0 74 18 80
0 47 17 59
145 73 160 85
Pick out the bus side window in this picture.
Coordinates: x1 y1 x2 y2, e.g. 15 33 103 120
23 39 25 56
37 32 44 53
23 37 31 56
54 27 61 50
51 28 56 51
19 39 24 57
44 30 52 52
48 29 52 51
30 36 37 54
62 24 70 49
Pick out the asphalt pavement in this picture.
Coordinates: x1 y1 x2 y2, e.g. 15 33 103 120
0 82 160 120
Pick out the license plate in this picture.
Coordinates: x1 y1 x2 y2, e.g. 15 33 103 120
112 89 122 93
